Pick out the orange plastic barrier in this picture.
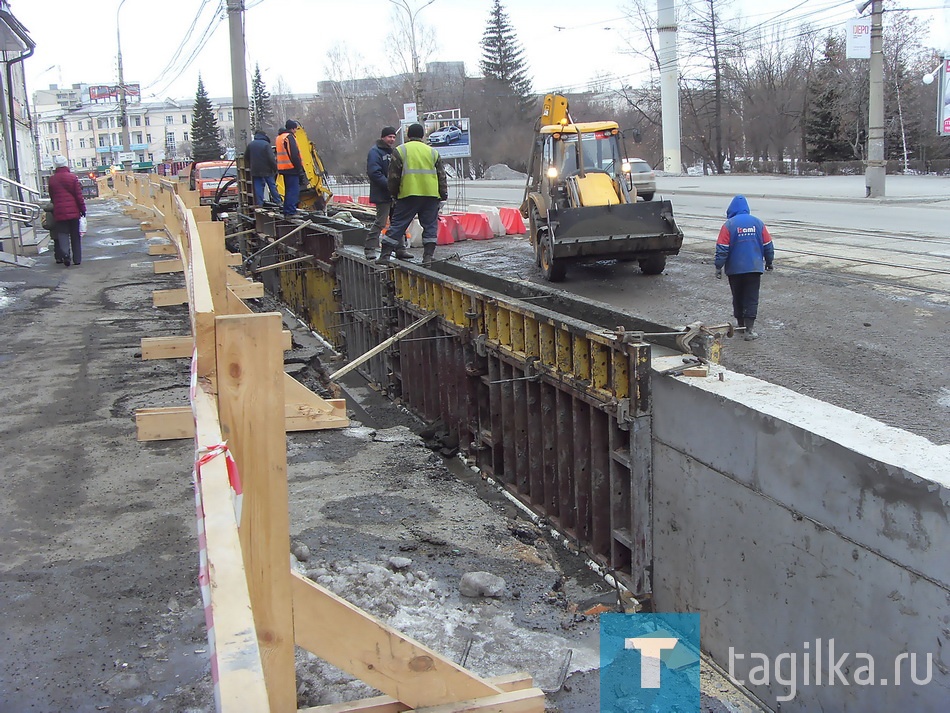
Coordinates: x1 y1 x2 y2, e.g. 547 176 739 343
437 215 458 245
451 212 493 241
357 196 373 205
331 194 355 203
498 207 526 235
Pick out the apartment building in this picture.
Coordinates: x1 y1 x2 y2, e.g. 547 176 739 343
33 83 237 174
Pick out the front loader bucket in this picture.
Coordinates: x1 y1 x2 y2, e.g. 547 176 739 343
550 200 684 260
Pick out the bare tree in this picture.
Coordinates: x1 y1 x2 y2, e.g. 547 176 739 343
324 43 370 146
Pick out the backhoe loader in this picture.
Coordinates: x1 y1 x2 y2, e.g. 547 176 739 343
520 94 683 281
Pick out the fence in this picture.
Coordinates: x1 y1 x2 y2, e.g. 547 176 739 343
112 173 544 712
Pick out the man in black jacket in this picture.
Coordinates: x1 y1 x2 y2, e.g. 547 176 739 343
245 130 281 209
365 126 411 260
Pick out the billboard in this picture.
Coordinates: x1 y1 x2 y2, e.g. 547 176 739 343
939 58 950 136
89 84 141 102
424 118 471 160
845 18 872 59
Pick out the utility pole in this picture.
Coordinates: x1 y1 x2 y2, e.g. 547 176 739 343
116 0 132 169
390 0 435 118
657 0 682 174
865 0 885 197
227 0 251 156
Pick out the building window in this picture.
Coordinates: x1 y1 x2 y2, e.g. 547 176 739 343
110 116 116 128
99 136 108 147
133 116 142 127
227 111 233 121
145 116 150 126
182 114 188 124
166 132 176 150
183 131 189 142
228 128 234 139
112 133 118 146
165 115 174 124
146 133 152 143
76 121 82 131
81 158 88 168
79 138 86 149
98 118 108 129
148 152 154 162
133 132 143 143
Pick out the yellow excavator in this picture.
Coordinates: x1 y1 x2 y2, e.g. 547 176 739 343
520 94 683 281
275 124 334 212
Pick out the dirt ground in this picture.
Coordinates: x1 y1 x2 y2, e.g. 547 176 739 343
0 200 764 712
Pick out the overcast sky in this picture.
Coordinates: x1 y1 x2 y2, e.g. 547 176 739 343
12 0 950 108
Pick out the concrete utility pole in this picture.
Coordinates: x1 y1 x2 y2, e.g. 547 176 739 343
227 0 251 156
116 0 132 168
865 0 885 197
657 0 682 174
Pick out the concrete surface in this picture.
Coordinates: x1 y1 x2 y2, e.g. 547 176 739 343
651 362 950 711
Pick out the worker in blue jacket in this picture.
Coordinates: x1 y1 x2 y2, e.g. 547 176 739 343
715 195 775 340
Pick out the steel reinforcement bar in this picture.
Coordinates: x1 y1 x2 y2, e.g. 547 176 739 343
241 213 654 597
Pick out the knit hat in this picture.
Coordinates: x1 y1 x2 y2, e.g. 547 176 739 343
407 123 424 139
285 119 299 130
380 126 397 138
53 155 68 168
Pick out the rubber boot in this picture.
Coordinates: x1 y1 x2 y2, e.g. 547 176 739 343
422 243 436 266
744 318 759 340
394 246 414 260
364 242 379 260
736 317 745 328
375 243 394 265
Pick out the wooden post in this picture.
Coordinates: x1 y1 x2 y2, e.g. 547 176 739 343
197 220 228 313
215 312 296 713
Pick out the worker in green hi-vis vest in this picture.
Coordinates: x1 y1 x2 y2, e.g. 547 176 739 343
376 122 448 267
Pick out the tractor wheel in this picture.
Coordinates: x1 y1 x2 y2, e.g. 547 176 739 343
638 255 667 275
528 207 542 267
539 236 566 282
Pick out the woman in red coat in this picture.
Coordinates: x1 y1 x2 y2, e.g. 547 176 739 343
47 155 86 266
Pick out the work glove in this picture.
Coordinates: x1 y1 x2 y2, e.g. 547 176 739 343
765 263 774 272
715 268 722 280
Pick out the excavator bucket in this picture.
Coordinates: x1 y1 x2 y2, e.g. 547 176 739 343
549 200 683 260
276 126 333 212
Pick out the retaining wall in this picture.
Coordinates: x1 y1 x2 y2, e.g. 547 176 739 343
651 365 950 711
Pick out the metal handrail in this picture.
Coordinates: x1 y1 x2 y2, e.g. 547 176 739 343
0 197 41 223
0 173 40 198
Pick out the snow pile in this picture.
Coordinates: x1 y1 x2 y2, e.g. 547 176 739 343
482 164 527 181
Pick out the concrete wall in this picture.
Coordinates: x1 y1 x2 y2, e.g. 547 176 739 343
651 362 950 711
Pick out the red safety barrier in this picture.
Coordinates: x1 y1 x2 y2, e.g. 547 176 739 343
451 212 493 241
357 196 373 205
498 207 526 235
331 194 355 203
437 215 458 245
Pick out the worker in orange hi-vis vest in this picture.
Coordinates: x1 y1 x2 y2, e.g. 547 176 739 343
275 119 305 216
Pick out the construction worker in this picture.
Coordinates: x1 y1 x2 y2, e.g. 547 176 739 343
365 125 410 260
715 195 775 340
275 120 304 216
377 122 447 267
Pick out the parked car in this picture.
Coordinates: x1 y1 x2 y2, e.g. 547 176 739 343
626 158 656 201
427 126 462 145
78 177 99 199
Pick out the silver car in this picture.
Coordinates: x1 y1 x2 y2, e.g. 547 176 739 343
626 158 656 201
428 126 462 145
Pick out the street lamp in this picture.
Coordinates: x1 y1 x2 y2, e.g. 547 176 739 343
116 0 132 169
389 0 435 118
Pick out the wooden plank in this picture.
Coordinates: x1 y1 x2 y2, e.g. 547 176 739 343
215 313 296 712
153 288 189 307
284 373 348 431
412 689 544 713
148 243 178 256
329 313 437 381
153 258 183 274
226 251 243 266
141 335 192 360
134 406 194 442
198 221 228 313
299 674 535 713
192 205 212 222
229 281 265 299
291 572 502 708
186 210 217 381
225 288 292 350
192 386 271 712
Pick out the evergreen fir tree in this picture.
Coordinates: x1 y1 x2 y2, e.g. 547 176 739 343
191 76 223 162
479 0 533 105
804 38 852 162
250 63 272 132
